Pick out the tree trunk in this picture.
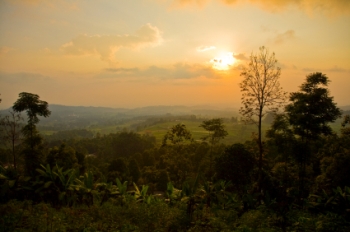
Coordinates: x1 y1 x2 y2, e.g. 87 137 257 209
258 108 263 191
12 136 16 170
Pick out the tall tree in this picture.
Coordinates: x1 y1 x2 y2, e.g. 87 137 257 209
12 92 51 175
285 72 341 203
12 92 51 137
239 46 287 185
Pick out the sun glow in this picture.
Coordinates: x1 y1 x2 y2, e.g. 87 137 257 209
210 52 236 70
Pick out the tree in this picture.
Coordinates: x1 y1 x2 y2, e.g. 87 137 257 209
285 72 341 202
0 111 24 170
12 92 51 175
239 46 287 185
215 143 254 193
200 118 228 146
128 159 141 183
12 92 51 132
285 72 342 140
46 144 78 170
200 118 228 177
108 158 129 182
162 123 193 146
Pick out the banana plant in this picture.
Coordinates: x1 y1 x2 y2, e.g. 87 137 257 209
0 165 18 202
116 178 128 195
215 180 237 210
96 181 119 206
166 182 181 204
55 165 76 205
133 182 152 204
34 164 76 206
180 174 201 220
73 171 95 206
115 178 128 205
309 186 350 215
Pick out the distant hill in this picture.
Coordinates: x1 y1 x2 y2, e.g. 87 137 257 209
0 104 239 132
46 104 238 118
340 105 350 111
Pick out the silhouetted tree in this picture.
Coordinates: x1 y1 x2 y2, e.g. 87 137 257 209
12 92 51 175
285 73 341 202
162 123 193 146
286 72 341 140
239 46 287 187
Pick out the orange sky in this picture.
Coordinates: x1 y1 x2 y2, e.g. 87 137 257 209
1 0 349 109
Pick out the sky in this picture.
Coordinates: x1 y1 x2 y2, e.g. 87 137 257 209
0 0 349 109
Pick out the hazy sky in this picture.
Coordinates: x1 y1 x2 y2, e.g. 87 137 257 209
1 0 349 109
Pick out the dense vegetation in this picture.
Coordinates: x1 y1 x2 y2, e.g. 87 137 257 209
1 73 350 231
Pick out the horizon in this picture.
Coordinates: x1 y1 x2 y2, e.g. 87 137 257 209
1 0 350 109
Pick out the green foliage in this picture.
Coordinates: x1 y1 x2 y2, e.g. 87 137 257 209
341 115 350 135
0 200 183 232
21 128 46 176
107 158 129 182
133 182 153 204
73 171 95 206
109 131 156 159
46 144 78 170
156 169 170 192
128 158 141 183
33 164 77 206
2 75 350 231
215 143 255 192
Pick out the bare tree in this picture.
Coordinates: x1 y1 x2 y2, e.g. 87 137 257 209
239 46 287 185
0 111 24 170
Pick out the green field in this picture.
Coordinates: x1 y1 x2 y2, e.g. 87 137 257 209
85 120 270 145
41 116 343 146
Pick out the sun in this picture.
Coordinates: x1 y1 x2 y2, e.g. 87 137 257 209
210 52 236 70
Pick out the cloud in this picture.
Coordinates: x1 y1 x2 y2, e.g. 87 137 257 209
171 0 209 8
327 66 350 73
302 66 350 73
233 53 248 60
273 30 295 44
6 0 79 11
197 46 216 52
105 68 140 74
302 67 316 72
0 72 53 84
102 63 217 80
61 24 163 64
0 46 14 55
169 0 350 15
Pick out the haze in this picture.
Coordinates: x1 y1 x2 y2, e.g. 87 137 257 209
1 0 349 109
